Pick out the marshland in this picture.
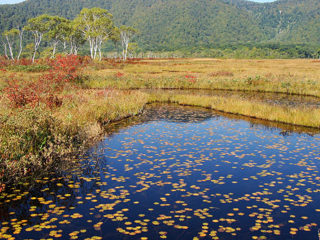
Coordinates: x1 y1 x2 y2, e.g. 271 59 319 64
1 2 320 239
0 57 320 239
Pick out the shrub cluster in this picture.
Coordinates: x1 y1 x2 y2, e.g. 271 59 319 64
0 55 87 183
4 55 85 109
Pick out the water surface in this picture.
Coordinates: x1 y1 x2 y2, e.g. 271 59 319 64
1 104 320 240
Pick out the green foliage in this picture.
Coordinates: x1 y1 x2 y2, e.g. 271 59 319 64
24 14 51 34
1 0 320 57
74 8 115 59
0 0 319 54
74 8 113 39
169 43 320 59
7 64 51 72
3 28 20 37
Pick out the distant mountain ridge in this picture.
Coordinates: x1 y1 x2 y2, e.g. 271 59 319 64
0 0 319 50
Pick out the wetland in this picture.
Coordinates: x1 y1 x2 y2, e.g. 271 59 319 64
1 104 320 240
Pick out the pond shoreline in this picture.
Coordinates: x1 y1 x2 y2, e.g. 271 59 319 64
108 87 320 99
1 89 320 186
150 101 320 131
1 101 319 240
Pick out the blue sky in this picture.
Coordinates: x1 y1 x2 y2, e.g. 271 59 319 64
0 0 277 4
0 0 25 4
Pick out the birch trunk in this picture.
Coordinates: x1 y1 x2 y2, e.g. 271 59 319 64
2 40 8 59
17 29 23 60
5 35 14 60
32 31 42 63
51 40 59 58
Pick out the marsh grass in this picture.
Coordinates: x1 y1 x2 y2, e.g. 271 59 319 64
1 87 319 183
84 58 320 97
148 93 320 128
1 57 320 184
0 89 148 183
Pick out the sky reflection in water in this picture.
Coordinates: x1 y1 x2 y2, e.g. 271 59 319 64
0 104 320 240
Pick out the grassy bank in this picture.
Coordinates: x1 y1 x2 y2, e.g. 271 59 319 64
1 88 319 183
1 57 320 185
148 93 320 129
0 89 148 183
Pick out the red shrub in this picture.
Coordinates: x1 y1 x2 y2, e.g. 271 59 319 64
48 55 84 82
5 77 65 109
185 75 197 83
44 94 63 109
115 72 124 78
185 75 197 79
4 55 86 109
5 79 39 108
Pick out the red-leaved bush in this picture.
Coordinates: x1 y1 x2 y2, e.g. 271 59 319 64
4 55 86 109
0 57 33 68
185 75 197 83
5 79 39 108
115 72 124 78
48 55 83 82
5 77 64 109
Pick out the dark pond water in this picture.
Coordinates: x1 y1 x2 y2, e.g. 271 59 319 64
1 104 320 240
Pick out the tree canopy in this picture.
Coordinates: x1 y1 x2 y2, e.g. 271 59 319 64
0 0 320 52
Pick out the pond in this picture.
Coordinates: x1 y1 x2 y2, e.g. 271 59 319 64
1 104 320 240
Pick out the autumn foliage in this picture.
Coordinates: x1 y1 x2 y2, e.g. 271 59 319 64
4 55 86 109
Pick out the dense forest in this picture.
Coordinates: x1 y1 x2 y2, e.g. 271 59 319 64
0 0 320 58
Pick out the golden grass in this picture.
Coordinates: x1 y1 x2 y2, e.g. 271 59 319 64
52 87 320 130
1 58 320 182
0 89 148 182
1 86 319 183
147 92 320 128
54 89 148 128
84 58 320 97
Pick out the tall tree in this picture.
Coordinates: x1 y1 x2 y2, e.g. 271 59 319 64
25 14 50 62
119 26 138 61
110 27 121 58
67 21 86 55
45 16 69 58
74 8 114 60
2 27 24 60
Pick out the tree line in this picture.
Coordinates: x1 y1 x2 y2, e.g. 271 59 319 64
1 7 138 62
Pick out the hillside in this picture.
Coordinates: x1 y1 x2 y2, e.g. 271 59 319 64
0 0 319 50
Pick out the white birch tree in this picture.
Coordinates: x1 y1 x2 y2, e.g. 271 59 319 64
74 8 114 60
63 20 86 55
48 17 63 58
46 16 70 58
25 15 50 62
2 27 24 60
119 26 138 61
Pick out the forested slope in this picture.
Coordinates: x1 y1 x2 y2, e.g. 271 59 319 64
0 0 319 50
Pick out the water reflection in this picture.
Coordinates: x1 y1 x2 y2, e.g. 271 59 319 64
1 104 320 240
109 104 320 136
144 89 320 109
